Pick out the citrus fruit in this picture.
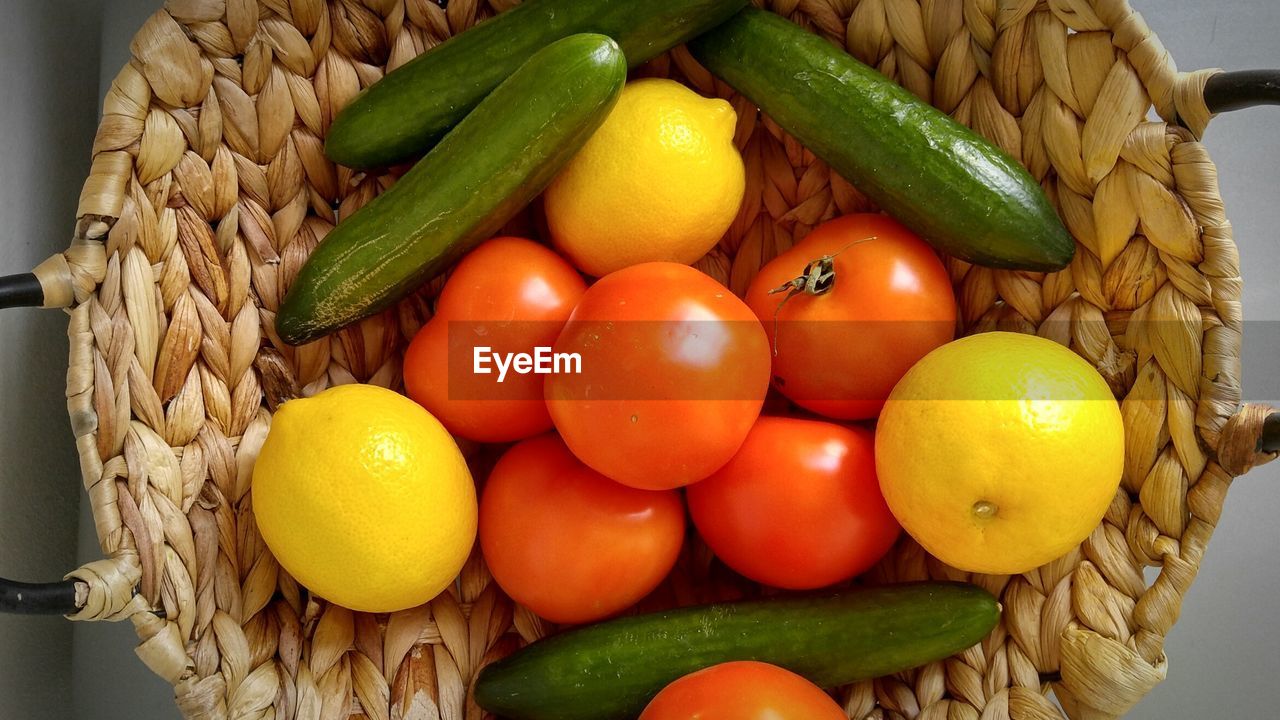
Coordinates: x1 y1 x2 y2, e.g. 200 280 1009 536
875 332 1124 575
252 384 476 612
544 78 745 276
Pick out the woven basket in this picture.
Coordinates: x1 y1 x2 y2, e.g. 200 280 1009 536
3 0 1279 717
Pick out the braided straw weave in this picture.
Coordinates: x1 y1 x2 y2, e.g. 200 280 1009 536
35 0 1276 717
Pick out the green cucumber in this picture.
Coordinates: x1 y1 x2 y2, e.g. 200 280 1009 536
325 0 747 169
276 34 625 345
688 8 1074 271
474 582 1000 720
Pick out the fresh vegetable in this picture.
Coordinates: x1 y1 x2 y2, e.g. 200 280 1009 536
403 237 586 443
479 434 685 624
688 9 1075 271
639 661 846 720
544 262 770 489
546 79 746 276
325 0 748 169
276 34 625 345
877 332 1124 574
687 417 899 589
744 214 956 420
474 582 1000 720
252 385 475 613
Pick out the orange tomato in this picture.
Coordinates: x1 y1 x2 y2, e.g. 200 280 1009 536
545 262 770 490
639 661 846 720
404 237 586 442
746 214 956 419
686 416 899 589
479 434 685 624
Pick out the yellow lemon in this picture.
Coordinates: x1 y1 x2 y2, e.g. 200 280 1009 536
545 78 745 276
252 384 476 612
875 332 1123 575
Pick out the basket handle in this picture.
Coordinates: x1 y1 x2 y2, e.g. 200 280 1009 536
1192 69 1280 462
1178 69 1280 138
0 272 85 615
1202 70 1280 113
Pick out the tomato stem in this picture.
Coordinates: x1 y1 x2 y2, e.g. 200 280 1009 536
763 236 876 357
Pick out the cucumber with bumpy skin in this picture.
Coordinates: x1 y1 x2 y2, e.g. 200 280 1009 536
474 582 1000 720
276 34 625 346
689 8 1074 271
325 0 747 169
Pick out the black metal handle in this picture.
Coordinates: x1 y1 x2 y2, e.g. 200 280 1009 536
0 273 43 310
1260 413 1280 455
0 273 81 615
1204 70 1280 114
0 578 79 615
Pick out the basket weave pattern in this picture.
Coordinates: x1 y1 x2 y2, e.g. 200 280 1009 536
42 0 1276 717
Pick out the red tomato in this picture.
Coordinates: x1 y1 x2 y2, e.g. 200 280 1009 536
686 416 899 589
404 237 586 443
479 434 685 624
639 661 846 720
545 262 770 490
746 214 956 420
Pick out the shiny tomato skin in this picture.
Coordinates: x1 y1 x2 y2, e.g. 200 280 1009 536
545 262 770 490
404 237 586 443
746 213 956 420
479 434 685 624
639 661 846 720
686 416 900 589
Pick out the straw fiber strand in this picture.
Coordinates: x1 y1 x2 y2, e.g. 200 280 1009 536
25 0 1268 717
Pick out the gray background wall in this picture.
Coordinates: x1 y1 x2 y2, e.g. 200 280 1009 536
0 1 1272 718
0 2 104 718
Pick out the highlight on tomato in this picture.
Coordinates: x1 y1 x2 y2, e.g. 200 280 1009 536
686 416 900 590
745 213 956 420
479 433 686 624
545 262 771 490
639 661 846 720
404 237 586 443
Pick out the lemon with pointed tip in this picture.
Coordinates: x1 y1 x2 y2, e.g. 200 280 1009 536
875 332 1124 575
545 78 745 276
252 384 476 612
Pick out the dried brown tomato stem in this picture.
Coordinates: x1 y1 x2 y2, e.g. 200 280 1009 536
764 236 876 356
